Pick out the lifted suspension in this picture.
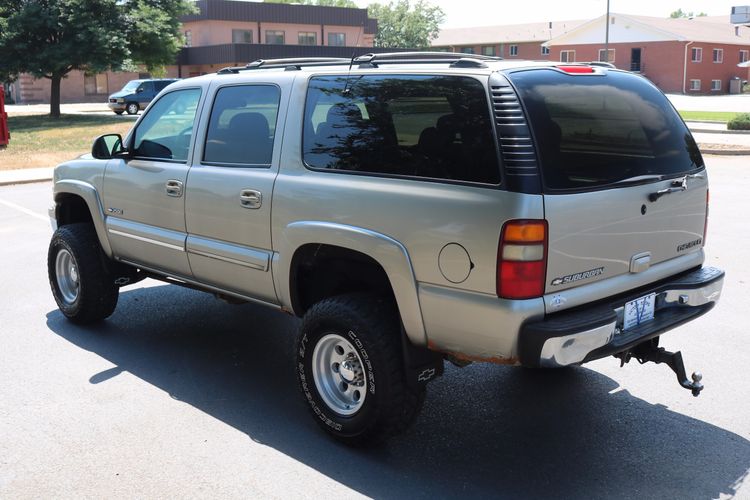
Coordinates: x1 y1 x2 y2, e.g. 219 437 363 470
615 338 704 397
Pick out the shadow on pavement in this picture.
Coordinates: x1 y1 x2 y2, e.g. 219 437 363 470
46 284 750 499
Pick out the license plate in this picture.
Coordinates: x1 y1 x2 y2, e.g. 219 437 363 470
623 293 656 330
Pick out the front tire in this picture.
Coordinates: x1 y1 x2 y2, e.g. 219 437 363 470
114 110 124 115
296 293 424 445
125 102 139 115
48 224 119 324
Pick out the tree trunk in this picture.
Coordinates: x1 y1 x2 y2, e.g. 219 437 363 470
50 74 61 118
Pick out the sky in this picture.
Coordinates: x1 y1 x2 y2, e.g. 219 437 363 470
350 0 744 28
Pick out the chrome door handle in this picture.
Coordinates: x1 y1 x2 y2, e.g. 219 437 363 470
240 189 262 209
165 179 183 197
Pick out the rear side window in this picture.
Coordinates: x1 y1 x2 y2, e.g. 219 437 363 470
511 69 703 191
203 85 280 166
303 75 500 184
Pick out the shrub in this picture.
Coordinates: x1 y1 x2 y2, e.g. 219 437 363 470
728 113 750 130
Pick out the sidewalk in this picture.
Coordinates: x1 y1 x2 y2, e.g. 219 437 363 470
0 167 54 186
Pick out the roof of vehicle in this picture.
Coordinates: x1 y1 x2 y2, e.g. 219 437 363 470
169 53 580 89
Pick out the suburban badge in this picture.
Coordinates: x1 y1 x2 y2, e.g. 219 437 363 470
551 267 605 286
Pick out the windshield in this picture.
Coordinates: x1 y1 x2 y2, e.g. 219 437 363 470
510 69 703 191
121 80 142 92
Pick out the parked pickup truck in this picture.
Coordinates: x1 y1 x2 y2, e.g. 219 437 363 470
48 53 724 445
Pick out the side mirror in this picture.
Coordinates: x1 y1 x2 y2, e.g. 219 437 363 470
136 86 144 93
92 134 125 159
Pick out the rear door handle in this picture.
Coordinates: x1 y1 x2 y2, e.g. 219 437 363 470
240 189 262 209
165 179 183 197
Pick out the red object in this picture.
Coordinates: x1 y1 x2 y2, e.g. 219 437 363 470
556 65 596 74
496 219 548 300
0 87 9 147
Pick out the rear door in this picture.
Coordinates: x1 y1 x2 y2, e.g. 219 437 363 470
509 68 707 293
183 81 286 304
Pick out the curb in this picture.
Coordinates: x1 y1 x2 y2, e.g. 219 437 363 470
691 128 750 135
701 149 750 156
0 176 53 187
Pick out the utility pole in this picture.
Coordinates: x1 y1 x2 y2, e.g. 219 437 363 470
604 0 610 62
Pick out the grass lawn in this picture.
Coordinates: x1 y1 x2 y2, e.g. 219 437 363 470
0 114 134 170
678 111 739 123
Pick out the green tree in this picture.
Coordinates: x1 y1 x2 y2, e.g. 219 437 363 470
670 8 708 18
0 0 194 117
367 0 444 49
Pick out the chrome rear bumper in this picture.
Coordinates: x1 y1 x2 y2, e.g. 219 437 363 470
519 266 724 368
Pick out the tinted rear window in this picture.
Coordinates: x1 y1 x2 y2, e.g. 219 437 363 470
511 69 703 191
303 74 500 184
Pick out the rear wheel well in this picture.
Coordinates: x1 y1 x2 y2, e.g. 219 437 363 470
290 244 395 316
55 194 94 227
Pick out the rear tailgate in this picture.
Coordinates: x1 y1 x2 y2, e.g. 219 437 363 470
509 67 707 294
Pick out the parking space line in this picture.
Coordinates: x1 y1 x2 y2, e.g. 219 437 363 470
0 198 49 223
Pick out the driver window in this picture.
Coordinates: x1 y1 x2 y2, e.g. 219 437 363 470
132 88 201 162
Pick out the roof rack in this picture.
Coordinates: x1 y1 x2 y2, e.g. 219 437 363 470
586 61 616 68
354 51 501 68
217 57 352 74
216 52 502 75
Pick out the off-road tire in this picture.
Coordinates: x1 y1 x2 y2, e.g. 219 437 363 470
48 223 119 324
125 102 139 115
296 293 425 445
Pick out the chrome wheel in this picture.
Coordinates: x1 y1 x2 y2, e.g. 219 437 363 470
55 248 79 304
312 333 367 416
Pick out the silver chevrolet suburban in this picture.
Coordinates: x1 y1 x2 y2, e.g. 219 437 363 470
47 53 724 445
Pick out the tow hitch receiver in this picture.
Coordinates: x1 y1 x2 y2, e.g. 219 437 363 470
615 339 704 397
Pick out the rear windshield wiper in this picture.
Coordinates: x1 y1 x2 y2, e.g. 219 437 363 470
611 174 665 187
649 173 705 202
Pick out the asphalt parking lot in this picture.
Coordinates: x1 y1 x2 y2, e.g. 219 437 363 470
0 157 748 498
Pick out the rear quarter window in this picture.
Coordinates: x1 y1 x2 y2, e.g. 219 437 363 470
510 69 703 191
302 74 500 185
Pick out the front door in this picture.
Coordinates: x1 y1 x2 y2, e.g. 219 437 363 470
102 87 203 277
184 83 285 303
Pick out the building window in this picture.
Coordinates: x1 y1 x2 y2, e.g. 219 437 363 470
298 32 317 45
711 80 722 91
509 45 518 56
560 50 575 63
460 47 475 54
184 30 192 47
689 79 701 91
232 29 253 44
691 47 702 62
265 31 284 44
712 48 723 63
84 73 107 95
541 46 550 56
741 50 749 63
481 45 495 56
598 48 615 63
328 32 345 46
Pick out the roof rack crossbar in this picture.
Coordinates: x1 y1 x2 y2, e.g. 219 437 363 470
355 51 502 63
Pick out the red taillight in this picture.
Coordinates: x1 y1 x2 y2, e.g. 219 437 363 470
556 65 595 74
497 220 548 299
703 189 709 246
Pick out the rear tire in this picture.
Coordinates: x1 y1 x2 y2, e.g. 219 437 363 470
296 293 424 445
48 223 119 324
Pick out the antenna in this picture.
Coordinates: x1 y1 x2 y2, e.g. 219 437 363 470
343 21 364 95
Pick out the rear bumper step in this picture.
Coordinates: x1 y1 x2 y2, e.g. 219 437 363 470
519 266 724 368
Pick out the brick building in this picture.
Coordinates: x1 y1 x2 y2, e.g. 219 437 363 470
11 0 380 105
433 13 750 94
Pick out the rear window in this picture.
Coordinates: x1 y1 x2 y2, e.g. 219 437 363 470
511 69 703 191
303 74 500 184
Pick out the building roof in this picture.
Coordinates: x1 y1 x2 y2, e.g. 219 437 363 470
182 0 378 34
546 13 750 46
431 20 587 47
